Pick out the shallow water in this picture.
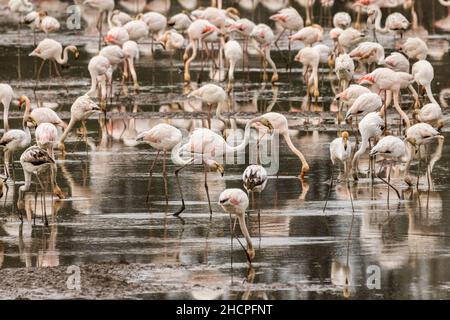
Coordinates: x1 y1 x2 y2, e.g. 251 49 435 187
1 0 450 299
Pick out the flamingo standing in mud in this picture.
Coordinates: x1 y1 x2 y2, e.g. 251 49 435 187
29 38 79 91
294 47 321 102
219 188 255 263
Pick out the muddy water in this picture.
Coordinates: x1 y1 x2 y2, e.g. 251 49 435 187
1 1 450 299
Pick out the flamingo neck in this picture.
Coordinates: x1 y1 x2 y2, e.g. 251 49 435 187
59 117 77 144
225 117 260 154
236 211 253 255
56 46 70 65
282 132 308 168
171 141 192 166
374 8 387 33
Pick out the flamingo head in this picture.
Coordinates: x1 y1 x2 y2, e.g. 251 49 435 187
258 117 274 134
26 116 38 127
356 0 372 6
225 7 240 20
38 10 48 18
205 159 224 176
437 119 444 132
342 131 349 150
405 137 417 147
134 13 143 21
18 95 28 109
53 185 65 199
104 34 115 43
358 74 375 85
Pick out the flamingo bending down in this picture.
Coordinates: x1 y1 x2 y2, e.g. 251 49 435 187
295 47 321 101
219 188 255 263
334 53 355 92
122 40 140 94
19 145 65 225
19 96 67 130
0 107 36 179
352 112 384 180
58 95 101 155
324 131 354 212
412 60 439 106
136 123 224 214
413 103 443 129
399 37 428 60
187 83 227 129
369 135 412 200
36 123 58 159
224 40 242 93
172 116 273 216
345 93 382 120
86 55 111 110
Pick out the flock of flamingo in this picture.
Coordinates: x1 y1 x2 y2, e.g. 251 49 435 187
0 0 449 264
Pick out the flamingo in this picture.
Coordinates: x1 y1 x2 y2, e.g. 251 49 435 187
412 60 439 105
296 0 316 26
294 47 321 101
228 18 255 76
86 55 111 110
159 30 185 50
110 9 132 27
29 38 79 91
37 11 60 35
270 7 304 63
135 123 183 204
168 13 192 32
369 135 412 200
349 41 385 71
352 112 384 180
253 112 310 179
413 103 443 129
405 122 445 186
364 4 410 38
123 16 149 42
383 51 410 72
218 188 255 263
122 40 140 94
141 11 167 51
135 123 224 214
19 96 67 130
35 123 58 159
19 145 65 225
58 95 101 155
0 84 13 132
224 39 242 93
399 37 428 60
324 131 354 212
335 84 371 115
0 106 36 179
345 93 383 120
333 12 352 29
289 25 323 47
243 165 268 194
172 115 273 216
250 24 279 83
105 26 130 46
359 67 411 129
83 0 115 50
187 83 227 129
99 45 125 99
183 19 220 83
338 28 365 53
334 53 355 92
